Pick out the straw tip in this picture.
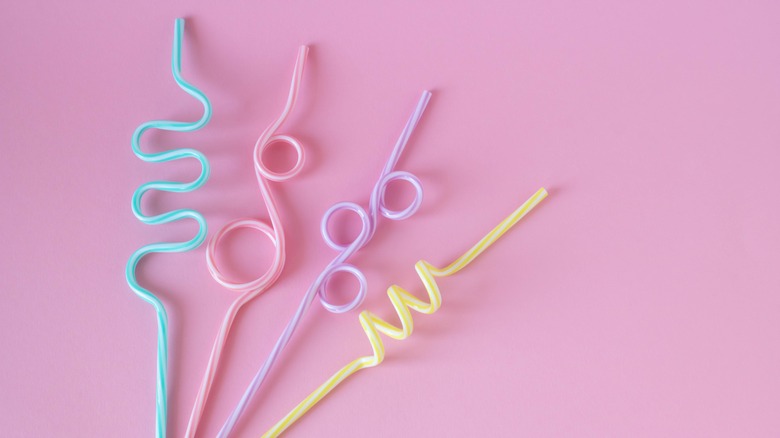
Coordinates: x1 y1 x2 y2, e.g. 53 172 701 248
532 187 549 202
416 90 432 109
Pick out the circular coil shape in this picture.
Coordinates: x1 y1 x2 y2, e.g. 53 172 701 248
317 170 423 313
205 133 305 293
205 45 307 296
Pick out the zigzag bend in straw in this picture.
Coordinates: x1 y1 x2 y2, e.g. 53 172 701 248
125 18 211 438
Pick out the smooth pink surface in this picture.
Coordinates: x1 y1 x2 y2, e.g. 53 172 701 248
1 1 779 437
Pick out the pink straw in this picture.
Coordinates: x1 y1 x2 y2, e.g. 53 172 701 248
184 46 308 438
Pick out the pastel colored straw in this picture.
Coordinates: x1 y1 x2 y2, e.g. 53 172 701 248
217 91 432 438
125 18 211 438
185 46 309 438
263 187 548 437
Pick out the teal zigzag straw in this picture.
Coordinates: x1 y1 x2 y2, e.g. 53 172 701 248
125 18 211 438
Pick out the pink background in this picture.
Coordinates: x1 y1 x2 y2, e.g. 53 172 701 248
2 1 779 437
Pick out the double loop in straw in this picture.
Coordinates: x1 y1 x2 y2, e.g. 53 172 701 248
185 47 309 438
205 46 308 293
315 91 430 313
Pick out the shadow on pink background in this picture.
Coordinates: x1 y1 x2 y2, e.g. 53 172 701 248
1 1 779 437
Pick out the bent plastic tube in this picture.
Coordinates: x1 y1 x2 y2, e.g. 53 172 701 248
125 18 211 438
263 187 548 437
184 46 309 438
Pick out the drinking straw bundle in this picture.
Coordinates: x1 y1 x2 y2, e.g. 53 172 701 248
128 18 547 437
216 90 431 438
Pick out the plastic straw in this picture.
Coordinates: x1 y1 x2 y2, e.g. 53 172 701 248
125 18 211 438
185 46 309 438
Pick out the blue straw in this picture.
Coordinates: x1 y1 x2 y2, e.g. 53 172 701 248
125 18 211 438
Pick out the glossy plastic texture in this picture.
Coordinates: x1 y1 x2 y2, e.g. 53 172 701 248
125 18 212 438
185 46 309 438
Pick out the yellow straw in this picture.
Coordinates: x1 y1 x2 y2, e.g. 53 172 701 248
262 187 548 437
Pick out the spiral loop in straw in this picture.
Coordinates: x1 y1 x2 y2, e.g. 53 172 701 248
184 46 309 438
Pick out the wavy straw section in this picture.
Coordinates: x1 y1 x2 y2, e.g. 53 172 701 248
216 91 431 438
262 187 548 437
185 46 309 438
125 18 211 438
